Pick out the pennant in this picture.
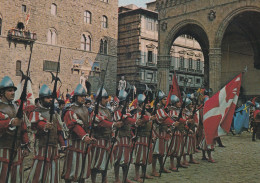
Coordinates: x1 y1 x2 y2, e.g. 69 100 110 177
165 72 182 107
25 8 31 26
203 73 242 145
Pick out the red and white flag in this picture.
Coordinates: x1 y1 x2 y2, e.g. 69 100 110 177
14 80 35 106
203 73 242 145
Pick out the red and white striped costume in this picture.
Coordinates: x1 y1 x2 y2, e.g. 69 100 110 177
168 107 187 157
133 108 153 165
0 103 29 183
27 107 65 183
113 107 136 166
62 106 91 181
183 109 196 155
91 105 114 171
154 106 174 156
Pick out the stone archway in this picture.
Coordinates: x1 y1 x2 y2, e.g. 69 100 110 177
158 20 210 92
215 7 260 97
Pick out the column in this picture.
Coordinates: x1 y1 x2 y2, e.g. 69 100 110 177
157 55 171 93
209 48 222 94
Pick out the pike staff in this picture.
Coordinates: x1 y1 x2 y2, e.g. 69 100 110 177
41 48 62 183
78 61 109 183
5 45 33 183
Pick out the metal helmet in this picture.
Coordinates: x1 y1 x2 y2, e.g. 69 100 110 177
186 94 191 98
96 87 108 97
158 90 166 100
39 84 52 98
255 102 260 109
0 76 17 91
204 95 209 104
184 98 192 106
137 94 146 104
170 95 179 104
118 90 128 101
74 84 87 96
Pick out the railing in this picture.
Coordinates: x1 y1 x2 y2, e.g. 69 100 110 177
136 60 156 67
8 29 37 42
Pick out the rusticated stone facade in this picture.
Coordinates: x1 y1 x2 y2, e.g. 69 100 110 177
0 0 118 96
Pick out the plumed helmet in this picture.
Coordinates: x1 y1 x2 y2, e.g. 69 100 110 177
170 95 179 104
0 76 17 91
255 102 260 109
204 95 209 104
118 90 128 101
96 87 108 98
39 84 52 98
74 84 87 96
137 94 146 104
158 90 166 100
184 98 192 106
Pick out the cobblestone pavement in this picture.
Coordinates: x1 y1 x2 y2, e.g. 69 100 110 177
24 132 260 183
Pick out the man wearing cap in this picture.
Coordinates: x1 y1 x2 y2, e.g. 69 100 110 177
113 90 136 183
133 94 155 182
91 87 123 183
62 84 95 183
152 90 176 176
0 76 30 182
27 84 66 182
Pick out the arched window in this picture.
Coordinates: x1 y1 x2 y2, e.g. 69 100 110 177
102 15 108 28
81 33 91 51
47 28 57 45
84 11 91 24
16 60 22 76
0 17 2 35
51 3 57 15
104 40 108 54
99 39 104 53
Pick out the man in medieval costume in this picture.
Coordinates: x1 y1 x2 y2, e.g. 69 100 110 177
152 91 175 176
168 95 185 171
113 90 136 183
132 94 155 182
27 84 66 183
62 84 95 182
90 87 122 183
0 76 30 183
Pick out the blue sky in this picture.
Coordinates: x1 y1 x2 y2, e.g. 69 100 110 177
118 0 154 8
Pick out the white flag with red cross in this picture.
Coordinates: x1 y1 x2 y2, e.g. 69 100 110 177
203 73 242 145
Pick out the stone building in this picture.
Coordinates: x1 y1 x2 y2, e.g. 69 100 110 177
117 3 204 94
0 0 118 96
156 0 260 98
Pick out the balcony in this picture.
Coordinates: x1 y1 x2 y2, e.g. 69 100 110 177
8 29 37 44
